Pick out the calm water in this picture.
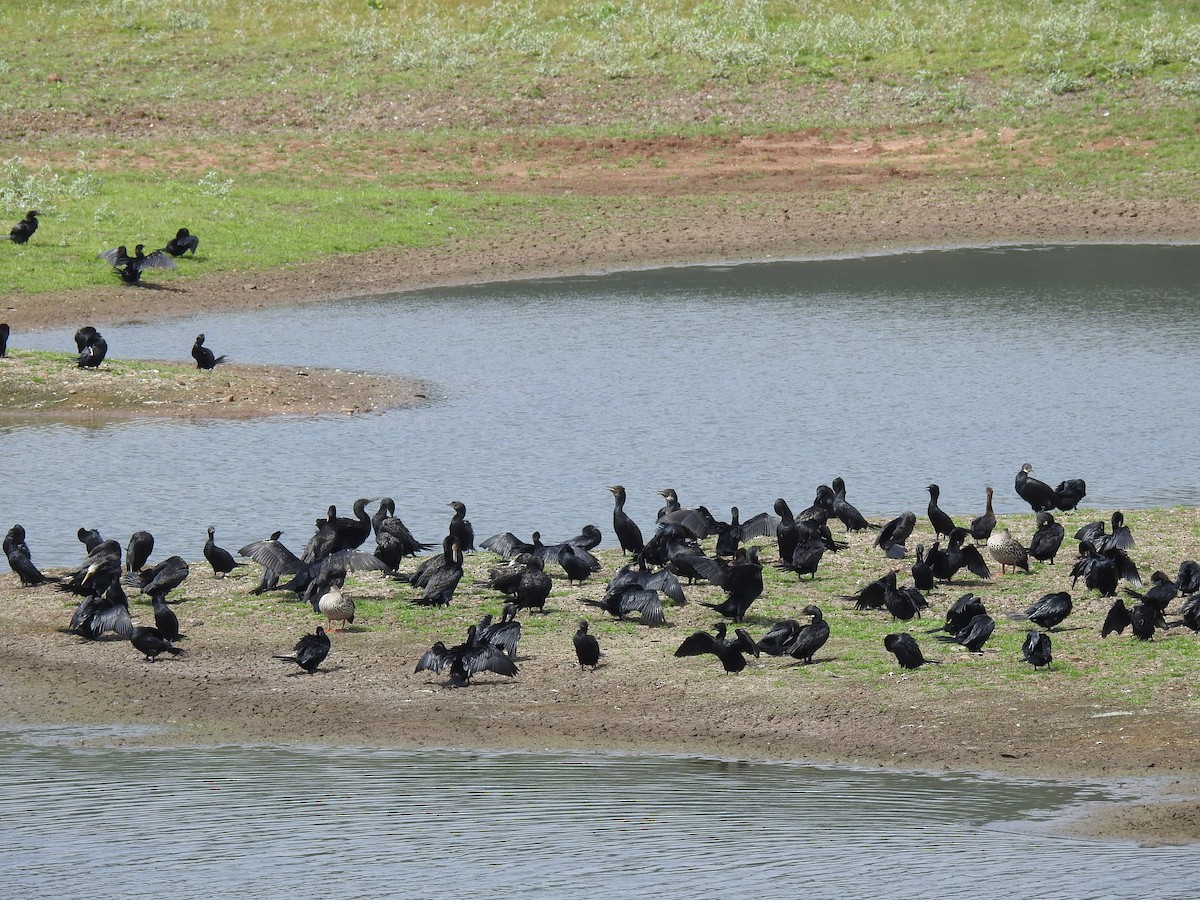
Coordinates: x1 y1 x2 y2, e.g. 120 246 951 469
5 243 1199 565
3 723 1194 899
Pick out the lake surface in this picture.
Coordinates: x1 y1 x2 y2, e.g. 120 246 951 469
3 723 1195 899
5 243 1199 565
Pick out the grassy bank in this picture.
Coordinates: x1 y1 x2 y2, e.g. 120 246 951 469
1 0 1197 295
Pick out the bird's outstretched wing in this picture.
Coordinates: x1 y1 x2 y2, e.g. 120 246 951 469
675 631 716 657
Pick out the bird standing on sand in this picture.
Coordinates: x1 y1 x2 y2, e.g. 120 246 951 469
415 625 519 687
126 531 155 573
609 485 644 557
573 620 602 670
0 322 9 357
883 632 939 669
204 526 242 578
675 621 759 673
1021 630 1053 669
275 626 331 674
191 334 226 369
926 484 957 540
76 329 107 368
130 626 184 662
3 210 38 244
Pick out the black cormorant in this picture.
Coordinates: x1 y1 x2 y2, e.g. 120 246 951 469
191 333 226 369
883 632 938 669
275 626 331 674
573 620 601 669
162 227 199 256
609 486 644 556
4 210 38 244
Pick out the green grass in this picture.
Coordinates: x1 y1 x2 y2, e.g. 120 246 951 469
0 1 1197 296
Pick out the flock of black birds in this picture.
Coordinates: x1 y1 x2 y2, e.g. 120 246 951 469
1 217 217 369
4 462 1200 687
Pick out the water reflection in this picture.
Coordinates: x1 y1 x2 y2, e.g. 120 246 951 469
3 724 1192 899
5 244 1198 565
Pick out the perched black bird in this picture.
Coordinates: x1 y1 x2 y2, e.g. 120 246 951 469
572 620 602 670
125 555 190 605
773 605 829 664
99 243 177 284
74 326 99 353
1076 511 1134 552
239 530 302 594
1015 463 1086 513
927 528 992 582
77 527 103 553
151 595 182 642
412 536 464 606
191 333 226 369
4 524 50 586
58 540 123 599
1008 591 1073 630
415 625 518 687
605 557 686 605
301 498 375 562
689 546 764 623
3 210 38 244
275 626 331 674
1070 540 1141 597
714 506 777 558
1124 570 1178 618
1028 512 1065 564
76 329 107 368
0 322 9 357
448 500 475 553
934 613 995 653
842 569 927 621
911 544 934 592
926 484 958 540
829 477 878 532
67 582 133 640
125 530 154 573
204 525 243 578
476 603 522 659
969 487 997 541
1021 630 1053 669
583 583 666 626
1171 595 1200 632
932 593 988 636
131 626 184 662
883 632 939 669
202 528 242 578
675 621 759 673
1176 560 1200 596
372 498 433 568
162 227 199 257
1101 597 1132 638
489 553 552 612
875 511 917 559
609 485 644 557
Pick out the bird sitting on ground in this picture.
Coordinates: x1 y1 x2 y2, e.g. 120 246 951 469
415 625 518 687
162 227 199 257
674 621 759 673
4 210 38 244
572 620 602 670
130 626 184 662
99 244 177 284
1008 591 1073 630
275 626 331 674
883 632 939 669
75 328 107 368
191 334 226 370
